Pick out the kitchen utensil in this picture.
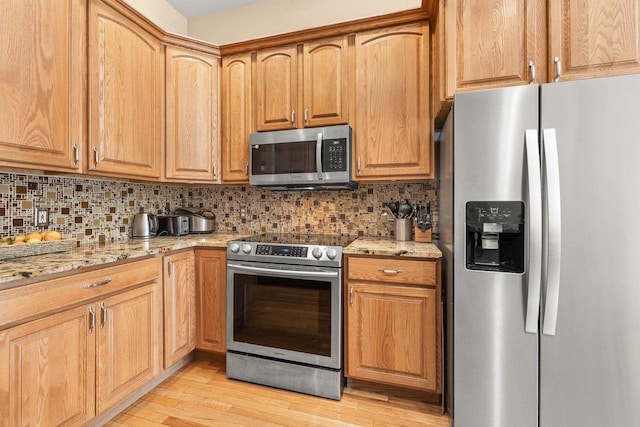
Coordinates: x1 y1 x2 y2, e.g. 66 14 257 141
389 201 399 215
395 218 412 241
132 213 158 239
397 199 412 218
382 205 396 219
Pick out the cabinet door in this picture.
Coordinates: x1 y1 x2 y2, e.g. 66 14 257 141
303 36 349 127
96 283 161 414
354 22 433 180
221 53 251 183
549 0 640 81
0 0 85 172
255 45 298 131
163 251 196 368
89 0 162 179
346 283 437 391
165 46 220 182
0 305 95 427
195 249 226 353
444 0 546 94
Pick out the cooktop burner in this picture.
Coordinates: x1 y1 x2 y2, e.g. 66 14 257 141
236 233 358 248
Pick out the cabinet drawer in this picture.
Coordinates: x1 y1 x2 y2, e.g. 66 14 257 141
0 257 160 330
347 257 436 286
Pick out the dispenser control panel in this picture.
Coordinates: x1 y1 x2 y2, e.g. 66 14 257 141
466 201 525 273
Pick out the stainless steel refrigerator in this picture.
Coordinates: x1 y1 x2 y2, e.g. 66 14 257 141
439 73 640 427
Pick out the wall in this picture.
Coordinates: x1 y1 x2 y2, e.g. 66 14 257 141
188 0 421 45
123 0 188 34
0 173 437 243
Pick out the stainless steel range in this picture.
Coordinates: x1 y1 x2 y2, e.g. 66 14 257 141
226 233 357 400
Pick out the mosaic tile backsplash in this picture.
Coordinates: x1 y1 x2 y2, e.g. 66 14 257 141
0 172 438 243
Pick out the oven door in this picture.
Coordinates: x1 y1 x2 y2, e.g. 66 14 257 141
226 261 342 370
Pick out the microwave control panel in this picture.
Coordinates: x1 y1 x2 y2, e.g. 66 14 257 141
322 138 347 172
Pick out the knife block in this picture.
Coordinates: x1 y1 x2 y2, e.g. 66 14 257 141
414 227 432 243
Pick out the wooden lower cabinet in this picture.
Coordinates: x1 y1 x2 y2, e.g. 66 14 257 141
96 283 161 414
0 258 162 426
195 249 227 353
0 305 95 427
345 256 440 392
163 251 196 368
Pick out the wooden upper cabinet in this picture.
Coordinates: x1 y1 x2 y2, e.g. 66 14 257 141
0 0 85 172
443 0 546 96
165 46 220 183
303 36 349 127
354 22 433 181
255 45 298 131
88 0 162 179
221 53 252 183
549 0 640 81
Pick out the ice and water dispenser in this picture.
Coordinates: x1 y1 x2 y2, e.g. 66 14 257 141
466 201 525 273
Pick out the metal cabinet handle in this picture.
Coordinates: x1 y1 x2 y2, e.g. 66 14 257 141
245 163 249 176
357 156 361 173
73 143 79 167
291 110 295 127
524 129 542 334
528 60 536 84
554 57 561 82
212 163 217 180
167 258 174 277
379 269 402 275
88 306 96 334
83 278 112 289
349 285 354 306
100 302 107 329
93 146 99 169
304 108 309 126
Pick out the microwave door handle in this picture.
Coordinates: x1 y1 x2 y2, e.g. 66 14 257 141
316 133 323 180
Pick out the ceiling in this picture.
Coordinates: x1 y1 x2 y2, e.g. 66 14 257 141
165 0 266 19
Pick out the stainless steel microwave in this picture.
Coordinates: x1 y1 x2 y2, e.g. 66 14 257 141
249 125 357 191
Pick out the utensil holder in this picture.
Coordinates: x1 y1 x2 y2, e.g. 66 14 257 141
395 218 413 241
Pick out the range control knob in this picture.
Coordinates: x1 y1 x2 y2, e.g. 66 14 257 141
241 243 252 254
312 247 323 259
326 248 338 260
229 243 240 253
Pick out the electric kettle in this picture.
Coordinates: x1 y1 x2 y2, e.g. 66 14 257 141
132 213 159 239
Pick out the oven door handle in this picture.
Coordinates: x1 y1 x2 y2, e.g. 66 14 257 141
227 263 339 278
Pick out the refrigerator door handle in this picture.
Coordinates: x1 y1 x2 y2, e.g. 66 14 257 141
542 128 562 336
525 129 543 333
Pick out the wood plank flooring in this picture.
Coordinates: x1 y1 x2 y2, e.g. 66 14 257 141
106 355 451 427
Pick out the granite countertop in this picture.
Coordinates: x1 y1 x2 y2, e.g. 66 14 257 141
0 234 442 289
343 237 442 258
0 233 248 288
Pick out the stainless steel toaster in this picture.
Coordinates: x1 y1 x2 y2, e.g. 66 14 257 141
157 215 189 236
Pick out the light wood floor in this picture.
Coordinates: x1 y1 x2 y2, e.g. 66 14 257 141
106 356 451 427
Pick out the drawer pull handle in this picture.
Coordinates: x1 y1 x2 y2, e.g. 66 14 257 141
83 278 113 289
379 269 402 275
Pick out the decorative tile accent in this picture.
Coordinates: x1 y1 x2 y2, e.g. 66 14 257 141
0 172 439 242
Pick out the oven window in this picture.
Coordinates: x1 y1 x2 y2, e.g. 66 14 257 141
232 273 331 357
251 140 317 175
